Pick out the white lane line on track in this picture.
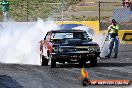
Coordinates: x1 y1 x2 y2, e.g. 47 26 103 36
102 67 132 74
91 67 132 80
93 71 131 79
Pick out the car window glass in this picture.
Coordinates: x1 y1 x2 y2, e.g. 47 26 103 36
51 33 73 39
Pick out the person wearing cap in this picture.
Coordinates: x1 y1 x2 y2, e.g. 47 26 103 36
105 19 120 58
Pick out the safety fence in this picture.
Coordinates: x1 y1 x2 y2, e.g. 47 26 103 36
0 0 132 30
0 0 81 21
99 1 132 30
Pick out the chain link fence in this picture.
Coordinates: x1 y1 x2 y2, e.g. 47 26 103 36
0 0 132 30
9 0 63 21
0 0 81 21
99 1 132 30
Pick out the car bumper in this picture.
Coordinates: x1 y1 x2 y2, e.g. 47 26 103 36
51 51 100 61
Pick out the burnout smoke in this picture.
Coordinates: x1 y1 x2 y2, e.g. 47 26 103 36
72 26 94 39
73 26 109 57
92 34 109 57
0 18 59 65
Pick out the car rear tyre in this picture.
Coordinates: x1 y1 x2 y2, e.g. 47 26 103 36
90 57 97 67
40 54 48 66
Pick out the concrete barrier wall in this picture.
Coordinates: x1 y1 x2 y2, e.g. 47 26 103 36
118 30 132 44
56 21 99 34
56 21 132 44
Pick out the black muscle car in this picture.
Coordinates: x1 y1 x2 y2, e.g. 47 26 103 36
39 29 100 68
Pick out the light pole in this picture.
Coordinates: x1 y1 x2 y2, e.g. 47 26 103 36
26 0 29 22
61 0 64 22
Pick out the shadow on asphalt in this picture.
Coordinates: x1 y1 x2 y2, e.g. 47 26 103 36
54 62 132 68
119 50 132 52
56 63 92 68
97 63 132 67
0 75 23 88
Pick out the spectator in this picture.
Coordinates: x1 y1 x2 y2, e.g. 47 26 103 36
124 0 131 8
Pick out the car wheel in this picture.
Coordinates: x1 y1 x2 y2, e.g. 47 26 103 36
51 58 56 68
79 60 86 67
90 57 97 67
40 54 48 66
48 54 56 68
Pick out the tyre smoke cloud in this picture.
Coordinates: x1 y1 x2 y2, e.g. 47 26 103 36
92 34 109 57
73 26 109 57
0 18 59 65
0 18 108 65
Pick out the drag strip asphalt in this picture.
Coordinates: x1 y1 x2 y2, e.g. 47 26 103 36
0 44 132 88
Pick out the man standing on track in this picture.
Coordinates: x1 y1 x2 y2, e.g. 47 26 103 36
105 19 120 58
